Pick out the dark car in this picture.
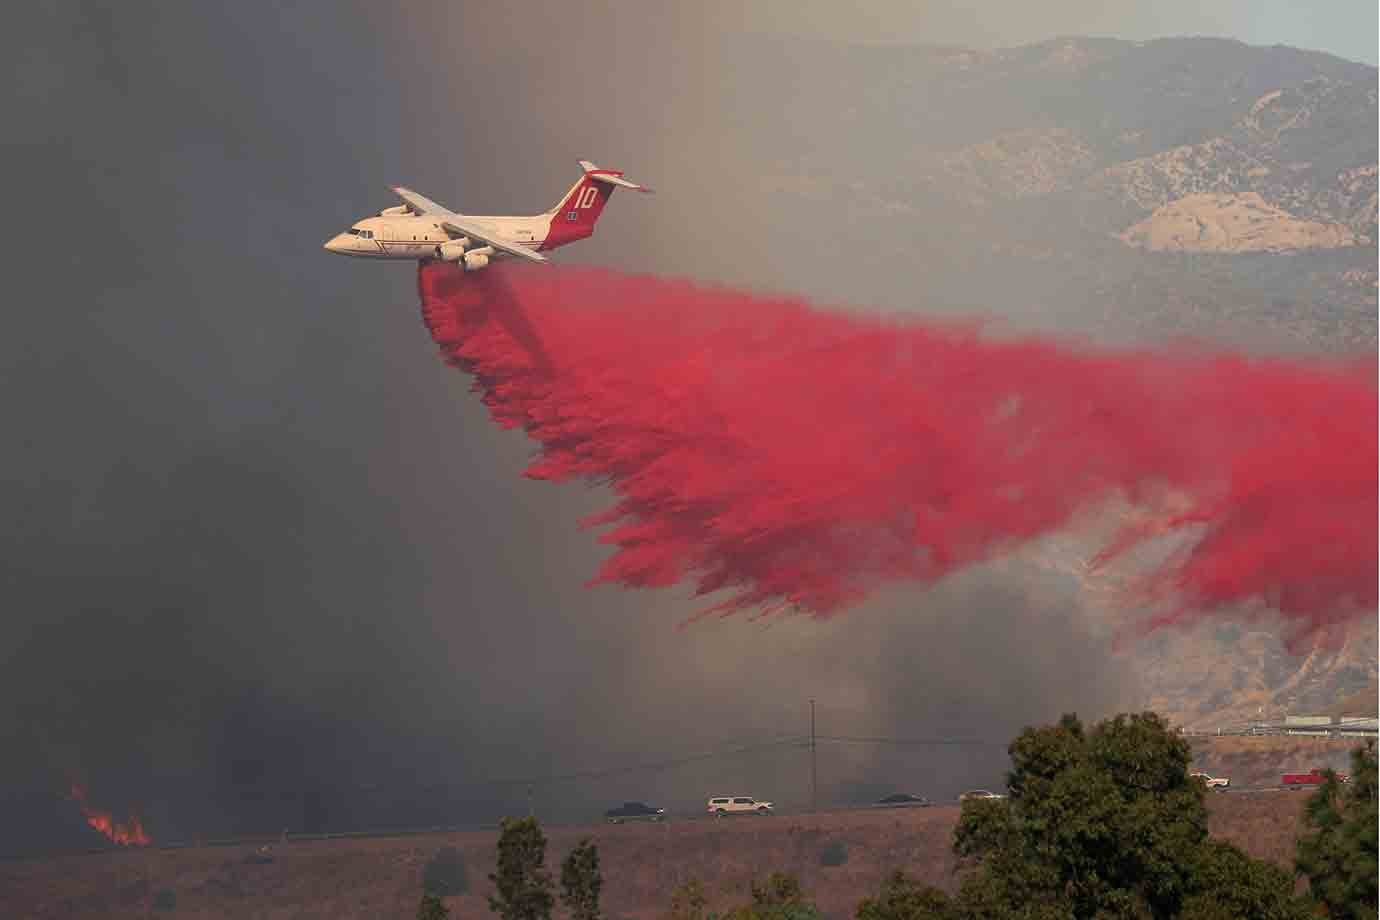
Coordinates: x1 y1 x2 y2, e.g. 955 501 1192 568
873 793 933 808
604 801 666 824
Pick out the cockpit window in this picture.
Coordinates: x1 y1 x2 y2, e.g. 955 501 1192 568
347 228 360 236
360 230 374 239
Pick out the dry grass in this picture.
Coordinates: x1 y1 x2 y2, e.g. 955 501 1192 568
1119 192 1359 253
1327 685 1379 718
1206 792 1307 869
0 794 1318 920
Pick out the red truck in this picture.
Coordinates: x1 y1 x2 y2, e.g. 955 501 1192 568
1281 769 1349 788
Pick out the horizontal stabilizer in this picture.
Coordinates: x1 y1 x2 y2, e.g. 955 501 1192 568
579 159 653 193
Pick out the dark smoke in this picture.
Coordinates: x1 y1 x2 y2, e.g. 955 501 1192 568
0 3 1124 857
419 263 1376 640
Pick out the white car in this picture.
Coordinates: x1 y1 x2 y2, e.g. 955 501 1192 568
1190 772 1231 789
959 789 1007 802
707 796 773 816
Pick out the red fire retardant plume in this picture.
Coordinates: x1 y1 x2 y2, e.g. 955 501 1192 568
418 262 1376 640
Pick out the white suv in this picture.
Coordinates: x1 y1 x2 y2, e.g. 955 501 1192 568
1190 772 1230 789
707 795 773 816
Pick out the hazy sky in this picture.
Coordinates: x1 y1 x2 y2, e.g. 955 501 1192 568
719 0 1378 65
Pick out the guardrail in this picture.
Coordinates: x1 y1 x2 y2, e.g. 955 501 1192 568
1179 722 1377 738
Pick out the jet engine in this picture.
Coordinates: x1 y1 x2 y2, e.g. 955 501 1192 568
436 238 471 262
463 246 495 272
379 205 409 216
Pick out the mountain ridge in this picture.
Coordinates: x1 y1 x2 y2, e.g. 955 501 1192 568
723 34 1377 350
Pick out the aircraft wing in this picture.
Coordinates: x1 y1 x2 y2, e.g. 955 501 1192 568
391 185 547 264
390 185 450 216
439 215 547 263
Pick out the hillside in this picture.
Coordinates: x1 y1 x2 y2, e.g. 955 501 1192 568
0 793 1320 920
1119 192 1359 253
1008 522 1377 729
723 35 1378 351
1190 735 1361 787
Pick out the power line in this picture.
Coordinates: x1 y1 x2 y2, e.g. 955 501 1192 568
385 728 1003 799
809 699 817 813
804 702 999 813
481 735 808 789
816 734 1004 747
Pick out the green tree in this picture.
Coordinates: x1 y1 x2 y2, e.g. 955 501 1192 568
1296 740 1378 919
561 838 603 920
950 711 1310 919
750 872 804 909
1178 840 1311 920
488 816 554 920
424 845 469 897
855 870 952 920
418 892 451 920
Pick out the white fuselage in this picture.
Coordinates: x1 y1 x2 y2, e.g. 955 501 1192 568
325 163 648 268
324 214 548 260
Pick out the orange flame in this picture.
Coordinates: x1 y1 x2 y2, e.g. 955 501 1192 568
70 783 152 847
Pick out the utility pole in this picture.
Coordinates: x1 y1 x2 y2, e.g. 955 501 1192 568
810 698 817 813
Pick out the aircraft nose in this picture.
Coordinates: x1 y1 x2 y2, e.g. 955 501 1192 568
323 234 349 254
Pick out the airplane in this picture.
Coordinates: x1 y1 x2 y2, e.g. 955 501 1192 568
323 160 651 270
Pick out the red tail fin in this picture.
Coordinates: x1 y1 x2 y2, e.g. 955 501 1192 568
540 174 614 251
539 161 649 252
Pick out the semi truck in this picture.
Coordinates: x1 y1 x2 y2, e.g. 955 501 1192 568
1281 769 1349 788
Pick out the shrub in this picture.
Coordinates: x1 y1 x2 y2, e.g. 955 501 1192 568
667 879 708 920
417 892 450 920
855 871 951 920
751 872 804 908
726 872 824 920
423 845 468 897
819 840 848 867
